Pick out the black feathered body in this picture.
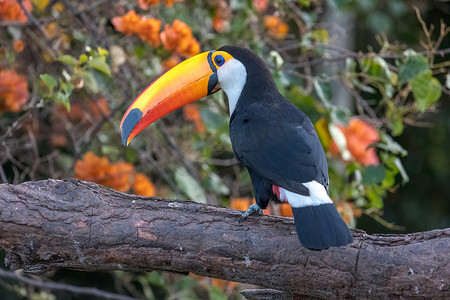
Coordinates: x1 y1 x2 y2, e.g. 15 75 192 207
219 46 353 249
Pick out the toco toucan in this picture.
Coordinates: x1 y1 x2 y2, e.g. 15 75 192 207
121 46 353 250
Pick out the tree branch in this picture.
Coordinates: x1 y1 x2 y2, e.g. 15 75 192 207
0 179 449 299
0 269 135 300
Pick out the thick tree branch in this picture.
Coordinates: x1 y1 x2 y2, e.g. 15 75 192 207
0 179 449 299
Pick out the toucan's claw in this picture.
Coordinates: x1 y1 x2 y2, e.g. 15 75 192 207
239 204 264 223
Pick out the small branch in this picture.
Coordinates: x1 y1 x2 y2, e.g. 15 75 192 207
0 269 135 300
17 0 50 43
291 47 450 68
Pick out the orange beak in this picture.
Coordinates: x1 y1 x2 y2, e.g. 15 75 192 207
120 51 220 146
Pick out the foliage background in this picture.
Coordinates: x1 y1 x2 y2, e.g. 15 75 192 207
0 0 449 298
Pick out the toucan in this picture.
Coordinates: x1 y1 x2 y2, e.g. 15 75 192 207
120 46 353 250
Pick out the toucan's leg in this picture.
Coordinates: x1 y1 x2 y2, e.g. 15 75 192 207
239 204 264 222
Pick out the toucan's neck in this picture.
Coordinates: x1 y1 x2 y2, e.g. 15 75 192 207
217 46 278 115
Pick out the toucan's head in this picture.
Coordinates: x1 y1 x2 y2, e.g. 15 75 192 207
120 46 275 146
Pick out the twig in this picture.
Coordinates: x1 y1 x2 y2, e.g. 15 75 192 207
0 269 136 300
290 48 450 68
17 0 50 43
200 157 238 167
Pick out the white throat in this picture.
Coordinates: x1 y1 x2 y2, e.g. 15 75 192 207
217 59 247 115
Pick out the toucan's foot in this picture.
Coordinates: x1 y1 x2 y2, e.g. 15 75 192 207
239 204 264 223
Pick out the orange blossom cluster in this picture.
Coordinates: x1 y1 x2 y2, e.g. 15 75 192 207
138 0 183 9
112 11 200 57
0 69 28 113
0 0 32 23
112 10 161 47
264 15 289 40
75 152 156 196
160 19 200 57
329 118 380 166
182 104 206 133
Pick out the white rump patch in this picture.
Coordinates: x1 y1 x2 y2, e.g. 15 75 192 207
217 59 247 115
279 181 332 208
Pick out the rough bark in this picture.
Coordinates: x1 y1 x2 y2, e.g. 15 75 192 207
0 179 449 299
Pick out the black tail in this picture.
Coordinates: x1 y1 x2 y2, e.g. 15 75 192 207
291 203 353 250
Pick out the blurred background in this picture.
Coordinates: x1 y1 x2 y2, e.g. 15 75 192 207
0 0 449 298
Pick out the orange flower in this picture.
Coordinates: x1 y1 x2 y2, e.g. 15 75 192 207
212 0 230 33
161 55 181 71
107 161 134 192
160 20 200 57
230 197 252 211
279 203 293 217
0 0 32 23
253 0 268 12
264 15 289 40
183 104 205 133
211 278 237 292
74 152 112 186
66 102 85 121
212 14 226 33
138 0 182 9
329 118 379 166
13 40 24 52
0 69 28 112
136 18 161 47
112 10 142 35
74 152 134 192
112 11 161 47
89 98 111 120
133 173 156 196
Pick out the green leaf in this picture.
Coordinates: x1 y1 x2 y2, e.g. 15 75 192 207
207 286 227 300
39 73 57 93
398 51 429 84
351 78 377 94
174 167 207 204
331 106 351 125
310 29 328 43
386 101 404 136
145 272 165 287
362 165 386 185
200 106 227 131
79 54 88 64
87 57 112 77
377 132 407 156
365 185 385 209
381 169 396 189
59 79 74 96
55 92 70 111
57 54 78 67
394 157 409 184
97 46 109 57
124 147 138 163
313 77 332 106
204 172 229 195
82 70 99 93
328 123 352 161
411 71 442 112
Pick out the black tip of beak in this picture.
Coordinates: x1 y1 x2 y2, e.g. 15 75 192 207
121 108 143 146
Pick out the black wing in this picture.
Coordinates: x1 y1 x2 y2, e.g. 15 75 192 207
230 100 329 196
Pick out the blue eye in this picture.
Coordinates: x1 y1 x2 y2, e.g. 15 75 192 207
215 55 225 66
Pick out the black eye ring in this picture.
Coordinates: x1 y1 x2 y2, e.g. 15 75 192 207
215 55 225 66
